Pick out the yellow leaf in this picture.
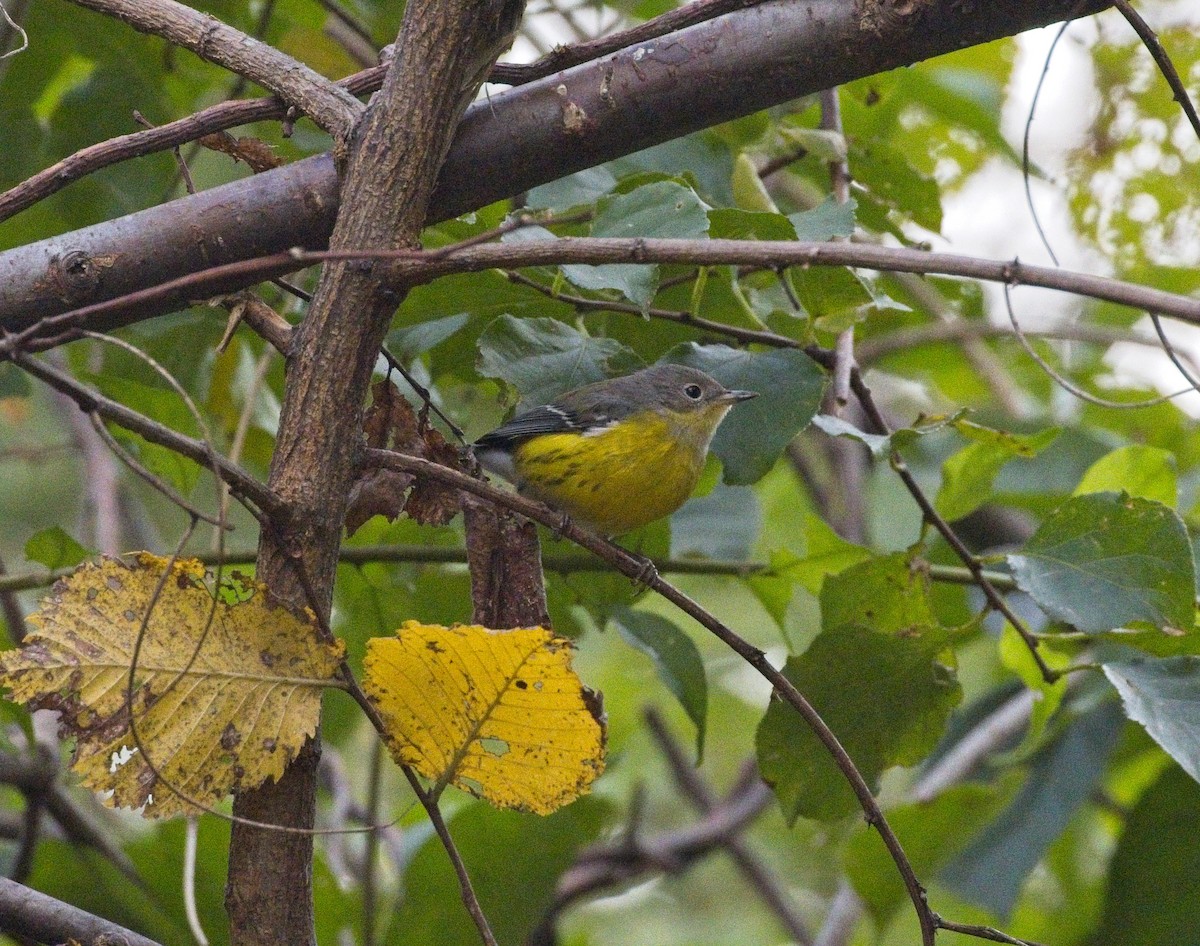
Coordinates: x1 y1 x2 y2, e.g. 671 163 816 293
0 555 344 818
364 621 606 815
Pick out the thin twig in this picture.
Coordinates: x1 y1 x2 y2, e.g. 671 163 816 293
183 816 209 946
1002 285 1183 408
536 772 773 940
504 269 805 349
9 353 285 522
338 667 499 946
1022 21 1069 267
0 545 1012 594
815 688 1039 946
0 0 28 61
848 370 1057 685
361 741 384 946
364 446 938 945
819 87 855 411
936 917 1048 946
857 319 1200 373
87 412 228 527
1112 0 1200 143
66 0 363 139
1149 311 1200 395
489 0 767 87
0 64 383 223
379 345 466 442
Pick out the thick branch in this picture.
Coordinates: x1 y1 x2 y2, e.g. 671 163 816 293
67 0 362 139
0 0 1111 330
0 877 161 946
225 3 524 944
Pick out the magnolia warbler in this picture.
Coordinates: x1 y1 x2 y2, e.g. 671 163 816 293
474 364 757 535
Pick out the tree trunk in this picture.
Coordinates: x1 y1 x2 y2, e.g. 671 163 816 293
224 4 523 944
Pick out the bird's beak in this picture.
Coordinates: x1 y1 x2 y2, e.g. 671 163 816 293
720 389 758 404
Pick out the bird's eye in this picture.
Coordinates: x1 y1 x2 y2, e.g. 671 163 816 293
684 384 703 400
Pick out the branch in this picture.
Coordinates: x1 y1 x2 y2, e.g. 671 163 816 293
388 237 1200 322
11 235 1193 355
67 0 363 140
815 688 1038 946
849 370 1056 685
0 877 162 946
1112 0 1200 142
364 446 938 945
0 546 1010 595
0 0 1112 330
3 0 757 228
536 770 773 940
0 65 385 224
10 352 286 524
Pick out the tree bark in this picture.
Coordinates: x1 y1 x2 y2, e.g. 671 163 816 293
463 496 550 628
0 0 1111 333
223 4 523 944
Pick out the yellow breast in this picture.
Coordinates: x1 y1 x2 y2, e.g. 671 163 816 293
511 405 731 535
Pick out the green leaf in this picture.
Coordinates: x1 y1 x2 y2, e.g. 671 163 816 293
707 208 797 242
562 181 710 309
820 552 936 633
1104 656 1200 784
1075 445 1178 507
781 513 872 596
811 411 962 459
87 374 203 495
748 514 872 627
526 166 618 211
941 700 1124 918
789 195 857 241
1008 492 1195 633
850 136 942 233
390 798 611 946
24 527 91 570
1092 763 1200 946
0 363 31 399
845 783 1012 927
476 315 640 407
385 313 471 362
670 483 759 560
663 344 826 484
935 424 1060 522
731 152 777 212
904 67 1022 167
756 624 960 822
791 265 875 324
613 609 708 761
810 414 892 457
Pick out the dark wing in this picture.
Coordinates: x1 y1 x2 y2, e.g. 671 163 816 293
474 403 585 448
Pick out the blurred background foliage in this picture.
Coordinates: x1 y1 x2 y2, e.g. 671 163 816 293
1 1 1200 945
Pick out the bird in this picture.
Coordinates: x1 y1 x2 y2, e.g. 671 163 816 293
473 363 757 535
